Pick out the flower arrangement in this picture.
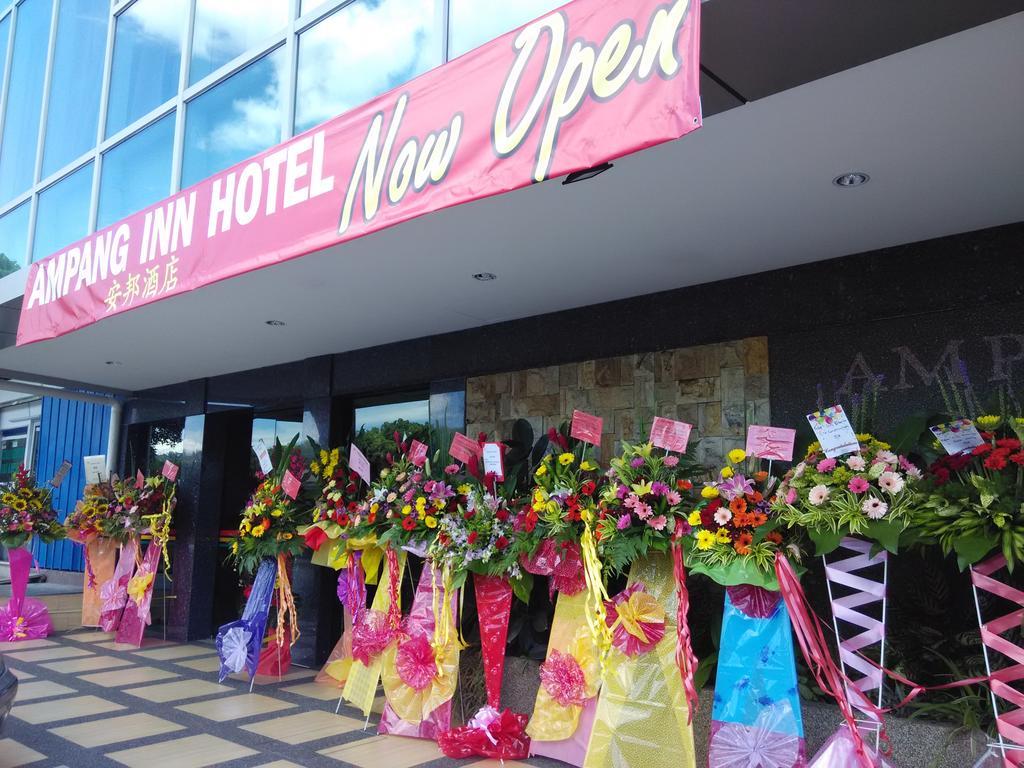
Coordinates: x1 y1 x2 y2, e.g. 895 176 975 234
685 449 795 588
65 482 114 542
360 443 433 552
913 415 1024 569
596 442 701 573
774 434 922 554
228 436 309 575
428 475 522 592
527 426 604 550
302 444 365 554
0 466 64 549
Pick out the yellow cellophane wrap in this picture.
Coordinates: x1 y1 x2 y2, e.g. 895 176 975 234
379 637 459 723
81 537 116 626
341 551 406 716
311 534 385 585
527 589 601 742
582 552 696 768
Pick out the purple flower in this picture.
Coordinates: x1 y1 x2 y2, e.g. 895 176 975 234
429 482 455 502
616 485 629 500
816 459 837 473
630 457 645 468
650 481 670 497
663 455 679 467
677 520 692 536
616 514 631 530
718 474 755 501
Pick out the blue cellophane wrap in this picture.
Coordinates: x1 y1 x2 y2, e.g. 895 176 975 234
216 557 277 682
709 585 807 768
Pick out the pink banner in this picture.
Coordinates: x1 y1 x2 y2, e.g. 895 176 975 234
823 538 887 718
0 547 51 641
19 0 700 345
971 555 1024 765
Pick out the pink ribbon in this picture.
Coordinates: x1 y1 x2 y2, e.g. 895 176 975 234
823 537 887 716
671 526 699 722
971 554 1024 766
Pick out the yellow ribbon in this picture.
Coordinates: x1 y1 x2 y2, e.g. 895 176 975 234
127 572 154 603
611 591 665 644
431 562 466 676
274 553 300 649
580 518 614 675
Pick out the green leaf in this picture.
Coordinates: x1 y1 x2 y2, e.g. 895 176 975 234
863 519 903 554
890 412 930 455
952 533 996 570
808 526 845 556
687 556 781 591
511 572 534 605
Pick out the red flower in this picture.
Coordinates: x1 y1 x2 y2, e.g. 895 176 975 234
933 467 951 485
1011 452 1024 466
336 513 350 527
580 481 596 496
972 443 993 456
496 536 509 550
468 531 479 545
677 479 693 491
524 510 538 533
984 452 1008 471
464 509 475 520
401 516 417 531
997 438 1022 451
495 508 509 522
699 508 718 529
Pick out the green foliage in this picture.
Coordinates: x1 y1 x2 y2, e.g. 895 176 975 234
354 418 430 468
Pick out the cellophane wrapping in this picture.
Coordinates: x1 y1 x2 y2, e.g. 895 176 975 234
81 536 117 626
709 585 806 768
114 540 162 647
474 573 513 708
99 537 139 632
0 547 51 641
343 550 406 716
438 706 531 760
216 556 278 681
582 552 697 768
809 726 895 767
378 560 458 740
528 589 601 767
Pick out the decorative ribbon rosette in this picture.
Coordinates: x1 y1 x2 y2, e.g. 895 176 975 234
604 582 666 656
216 556 278 680
774 434 921 556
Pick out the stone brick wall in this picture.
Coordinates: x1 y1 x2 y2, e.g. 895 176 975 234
465 337 769 467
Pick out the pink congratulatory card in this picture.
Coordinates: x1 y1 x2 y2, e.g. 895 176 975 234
649 416 692 453
570 410 603 446
746 426 796 462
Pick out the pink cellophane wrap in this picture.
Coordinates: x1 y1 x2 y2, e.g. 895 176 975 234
540 650 589 707
352 610 395 666
809 727 895 767
530 694 599 766
81 537 116 626
474 573 513 709
604 582 666 657
438 706 530 760
114 541 162 647
521 539 586 597
100 537 140 632
0 547 51 641
377 561 456 740
396 633 436 691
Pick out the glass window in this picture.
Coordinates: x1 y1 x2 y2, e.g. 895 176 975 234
299 0 326 16
105 0 185 137
295 0 443 134
145 419 184 475
190 0 287 85
448 0 563 59
0 0 54 204
0 428 28 482
0 14 11 100
0 201 30 276
41 0 108 178
182 48 284 188
32 162 94 262
97 112 174 229
353 398 430 467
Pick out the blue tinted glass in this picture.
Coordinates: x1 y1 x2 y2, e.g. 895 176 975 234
0 202 30 275
182 48 283 188
448 0 562 58
105 0 185 137
32 162 94 261
42 0 109 177
0 15 11 94
97 112 173 228
0 0 54 203
190 0 287 85
295 0 443 134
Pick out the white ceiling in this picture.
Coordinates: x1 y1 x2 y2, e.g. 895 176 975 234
1 12 1022 393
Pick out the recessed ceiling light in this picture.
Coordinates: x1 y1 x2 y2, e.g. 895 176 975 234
563 162 613 185
472 272 497 282
265 319 286 326
105 360 122 366
832 172 870 188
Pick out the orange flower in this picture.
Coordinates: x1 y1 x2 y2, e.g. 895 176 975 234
766 531 783 544
733 510 753 528
677 479 693 491
733 532 753 555
752 512 768 527
729 497 747 515
754 471 769 482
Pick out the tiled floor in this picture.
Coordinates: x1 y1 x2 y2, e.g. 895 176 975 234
0 631 564 768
